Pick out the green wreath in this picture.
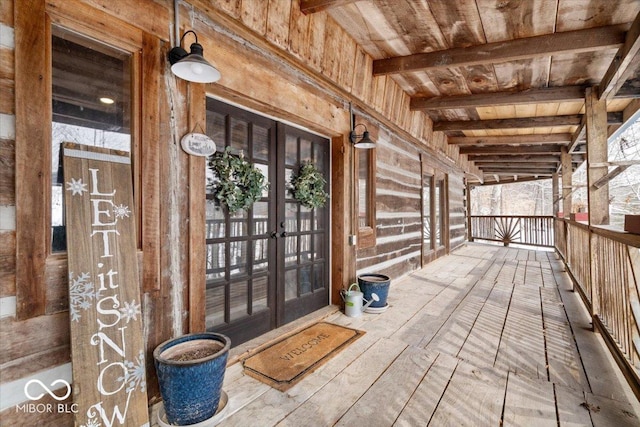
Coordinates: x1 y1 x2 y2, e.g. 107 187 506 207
208 147 268 214
290 162 329 209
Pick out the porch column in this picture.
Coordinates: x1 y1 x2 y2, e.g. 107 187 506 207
552 172 559 217
561 147 572 216
585 86 609 226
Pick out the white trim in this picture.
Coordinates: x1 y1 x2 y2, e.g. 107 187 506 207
0 205 16 230
63 148 131 164
356 250 421 276
0 24 14 48
0 296 16 319
376 231 421 245
0 113 15 140
0 364 73 411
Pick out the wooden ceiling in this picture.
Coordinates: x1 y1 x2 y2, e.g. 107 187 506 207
301 0 640 184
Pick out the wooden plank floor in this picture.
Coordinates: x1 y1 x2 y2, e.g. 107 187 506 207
204 243 640 426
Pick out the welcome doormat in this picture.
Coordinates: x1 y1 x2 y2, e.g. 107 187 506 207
243 322 364 391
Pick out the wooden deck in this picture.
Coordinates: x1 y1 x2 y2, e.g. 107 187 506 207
204 243 640 426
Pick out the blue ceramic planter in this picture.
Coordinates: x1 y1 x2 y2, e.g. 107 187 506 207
358 274 391 308
154 332 230 425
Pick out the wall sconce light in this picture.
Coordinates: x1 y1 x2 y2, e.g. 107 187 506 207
349 123 376 149
168 30 221 83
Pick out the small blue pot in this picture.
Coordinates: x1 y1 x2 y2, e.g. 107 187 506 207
358 274 391 308
154 332 230 425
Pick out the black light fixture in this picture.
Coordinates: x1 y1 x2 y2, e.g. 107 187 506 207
349 123 376 149
168 30 220 84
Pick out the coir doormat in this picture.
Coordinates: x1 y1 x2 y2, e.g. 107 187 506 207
243 322 364 391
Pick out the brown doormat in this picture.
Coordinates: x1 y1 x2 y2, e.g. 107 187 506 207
243 322 364 391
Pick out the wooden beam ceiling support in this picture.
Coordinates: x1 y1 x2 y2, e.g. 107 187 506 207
469 155 560 163
460 145 563 155
373 24 627 76
599 12 640 100
436 112 622 132
478 163 558 170
448 134 571 146
481 169 555 175
477 175 550 186
299 0 357 14
411 86 586 111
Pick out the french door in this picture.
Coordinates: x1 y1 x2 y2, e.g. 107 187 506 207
204 99 330 346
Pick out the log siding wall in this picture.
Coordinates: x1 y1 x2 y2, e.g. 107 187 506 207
0 1 473 423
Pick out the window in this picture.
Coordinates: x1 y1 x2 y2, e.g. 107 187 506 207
356 146 376 248
435 177 447 248
51 27 133 251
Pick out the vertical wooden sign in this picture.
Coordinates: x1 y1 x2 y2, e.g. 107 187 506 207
63 143 149 427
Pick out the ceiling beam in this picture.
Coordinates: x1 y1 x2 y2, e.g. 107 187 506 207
478 163 558 170
600 12 640 100
460 145 563 155
469 155 561 163
299 0 357 14
373 24 627 76
480 169 555 175
411 86 586 111
448 134 571 146
436 112 622 132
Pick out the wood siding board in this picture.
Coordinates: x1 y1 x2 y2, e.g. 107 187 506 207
0 344 70 383
241 0 268 35
307 11 327 72
351 45 371 100
0 231 16 297
188 83 206 332
288 0 310 61
0 138 15 205
0 78 14 115
0 47 14 81
0 0 13 26
141 33 161 293
338 27 356 93
14 0 49 319
212 0 241 20
266 0 291 50
321 17 341 81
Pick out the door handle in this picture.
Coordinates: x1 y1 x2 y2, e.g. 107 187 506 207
270 231 279 239
280 231 288 238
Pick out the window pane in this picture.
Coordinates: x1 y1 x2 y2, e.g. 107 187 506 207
423 175 432 250
51 29 131 252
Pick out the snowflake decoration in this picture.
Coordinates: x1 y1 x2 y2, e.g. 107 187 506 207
118 350 147 393
80 418 101 427
69 272 102 322
113 204 131 220
119 300 141 323
66 178 88 196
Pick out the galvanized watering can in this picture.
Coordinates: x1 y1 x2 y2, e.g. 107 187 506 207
340 283 379 317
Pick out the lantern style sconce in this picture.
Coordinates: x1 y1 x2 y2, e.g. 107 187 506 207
168 30 221 83
349 123 376 149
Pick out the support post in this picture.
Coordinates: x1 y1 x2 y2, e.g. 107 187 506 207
585 87 610 226
552 172 559 217
561 147 572 217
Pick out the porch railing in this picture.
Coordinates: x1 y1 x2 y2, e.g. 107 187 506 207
557 218 640 397
470 215 554 247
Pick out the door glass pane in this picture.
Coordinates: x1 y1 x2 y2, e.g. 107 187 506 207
229 281 248 321
252 277 268 313
300 234 311 262
51 29 132 252
206 110 225 148
300 206 312 231
206 243 225 281
255 164 269 198
300 266 312 295
253 124 269 161
435 180 443 247
230 118 248 152
253 239 268 272
300 138 312 163
285 236 297 266
285 135 297 166
229 241 247 276
206 200 225 238
285 269 297 300
206 285 225 328
285 202 298 231
252 202 269 235
230 209 248 237
314 235 324 261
